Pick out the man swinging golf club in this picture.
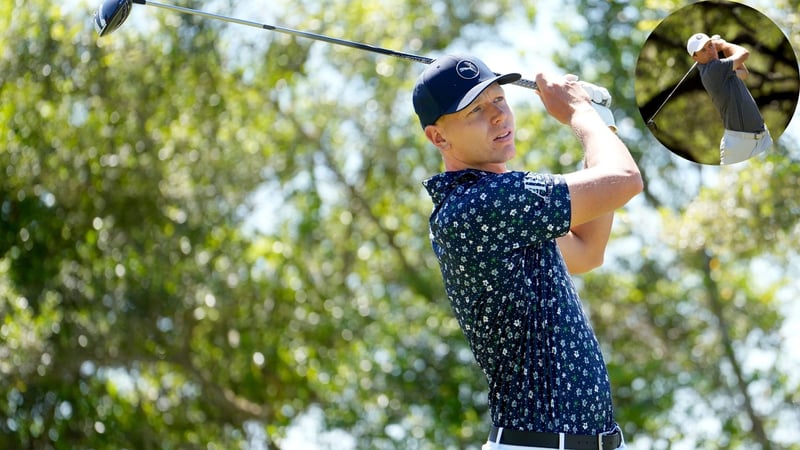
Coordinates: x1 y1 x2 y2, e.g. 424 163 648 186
415 55 641 449
687 32 772 165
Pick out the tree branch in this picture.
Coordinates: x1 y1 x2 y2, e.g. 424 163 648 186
698 248 771 449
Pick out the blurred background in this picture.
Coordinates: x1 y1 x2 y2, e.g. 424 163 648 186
1 0 799 449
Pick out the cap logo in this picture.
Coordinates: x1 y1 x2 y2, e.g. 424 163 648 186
456 60 480 80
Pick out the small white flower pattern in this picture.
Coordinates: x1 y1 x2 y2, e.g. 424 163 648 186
423 169 614 434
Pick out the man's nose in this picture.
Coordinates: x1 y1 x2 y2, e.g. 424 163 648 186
490 104 506 123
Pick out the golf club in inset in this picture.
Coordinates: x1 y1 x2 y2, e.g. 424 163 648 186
646 61 698 130
93 0 540 91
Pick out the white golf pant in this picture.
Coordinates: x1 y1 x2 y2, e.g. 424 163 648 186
720 125 772 165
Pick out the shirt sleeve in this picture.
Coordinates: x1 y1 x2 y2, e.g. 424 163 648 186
450 171 572 251
707 58 734 83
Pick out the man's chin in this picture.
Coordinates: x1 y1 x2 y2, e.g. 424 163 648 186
496 146 516 162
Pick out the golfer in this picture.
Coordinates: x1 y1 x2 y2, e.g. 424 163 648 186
687 32 772 164
414 55 642 449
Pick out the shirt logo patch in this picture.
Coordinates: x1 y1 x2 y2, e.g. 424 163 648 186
523 173 548 198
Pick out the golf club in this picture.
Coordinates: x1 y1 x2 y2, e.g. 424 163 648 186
93 0 540 91
646 62 697 129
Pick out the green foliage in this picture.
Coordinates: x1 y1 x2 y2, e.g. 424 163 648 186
2 0 799 449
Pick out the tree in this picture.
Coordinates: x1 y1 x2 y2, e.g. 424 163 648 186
1 0 532 448
2 0 799 449
1 0 314 447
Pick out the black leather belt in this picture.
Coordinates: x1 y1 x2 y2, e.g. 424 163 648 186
726 128 766 140
488 426 622 449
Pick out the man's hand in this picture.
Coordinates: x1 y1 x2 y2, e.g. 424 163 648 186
535 73 617 132
580 81 616 132
534 73 594 125
580 81 612 107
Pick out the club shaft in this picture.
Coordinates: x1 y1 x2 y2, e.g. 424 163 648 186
648 62 697 123
132 0 538 90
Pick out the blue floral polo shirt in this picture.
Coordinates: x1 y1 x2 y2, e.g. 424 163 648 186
422 169 615 435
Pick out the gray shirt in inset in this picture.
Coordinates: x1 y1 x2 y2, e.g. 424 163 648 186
698 58 765 133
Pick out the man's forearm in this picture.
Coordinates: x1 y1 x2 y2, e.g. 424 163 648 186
564 155 617 271
736 64 749 80
571 212 614 266
717 40 750 68
571 107 638 174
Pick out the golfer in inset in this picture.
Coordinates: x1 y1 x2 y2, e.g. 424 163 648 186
687 32 772 165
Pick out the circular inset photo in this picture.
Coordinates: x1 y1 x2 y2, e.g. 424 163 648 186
635 0 799 165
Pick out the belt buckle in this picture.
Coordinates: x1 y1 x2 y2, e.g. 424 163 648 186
599 425 621 450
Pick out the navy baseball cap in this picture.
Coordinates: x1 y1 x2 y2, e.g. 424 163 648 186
412 55 521 128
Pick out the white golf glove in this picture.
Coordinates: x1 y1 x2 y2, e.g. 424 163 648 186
579 81 616 132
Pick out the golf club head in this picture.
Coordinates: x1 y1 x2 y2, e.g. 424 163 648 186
94 0 133 37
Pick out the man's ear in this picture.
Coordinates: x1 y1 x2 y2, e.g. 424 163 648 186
424 124 449 151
